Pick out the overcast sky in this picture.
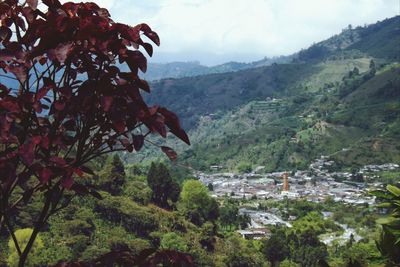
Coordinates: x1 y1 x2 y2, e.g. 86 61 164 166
65 0 399 65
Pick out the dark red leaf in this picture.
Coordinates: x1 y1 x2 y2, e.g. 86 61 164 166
32 135 41 145
132 134 144 151
36 86 49 100
171 128 190 146
113 121 126 133
27 0 38 9
54 100 65 111
136 79 150 92
120 138 133 152
40 136 49 149
126 50 147 73
142 42 153 57
48 42 73 63
42 0 62 8
0 50 14 61
18 143 35 166
39 167 52 183
0 99 20 112
39 56 47 65
50 156 66 166
62 176 74 189
161 146 177 161
15 17 26 31
0 26 12 42
22 7 35 23
144 31 160 46
101 96 113 112
97 8 110 18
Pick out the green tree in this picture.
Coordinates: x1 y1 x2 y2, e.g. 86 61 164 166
219 203 239 230
263 228 289 267
369 59 376 76
237 162 252 173
217 234 265 267
123 180 152 205
147 162 180 209
178 179 219 225
288 228 328 267
160 232 188 252
96 154 126 195
8 229 44 267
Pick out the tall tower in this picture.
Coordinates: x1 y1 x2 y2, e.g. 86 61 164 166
282 172 289 191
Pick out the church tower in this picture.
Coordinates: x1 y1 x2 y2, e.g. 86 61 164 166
282 172 289 191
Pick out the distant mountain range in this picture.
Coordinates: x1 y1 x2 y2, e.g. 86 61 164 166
134 16 400 172
139 16 399 81
138 55 293 81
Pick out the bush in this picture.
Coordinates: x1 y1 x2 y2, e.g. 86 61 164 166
160 233 188 252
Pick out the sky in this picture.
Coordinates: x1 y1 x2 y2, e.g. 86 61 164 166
65 0 399 65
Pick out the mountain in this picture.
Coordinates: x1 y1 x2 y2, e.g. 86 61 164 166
175 64 400 171
136 16 400 172
295 16 400 62
141 16 399 81
140 55 293 81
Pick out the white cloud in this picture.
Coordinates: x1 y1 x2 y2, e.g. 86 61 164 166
62 0 399 65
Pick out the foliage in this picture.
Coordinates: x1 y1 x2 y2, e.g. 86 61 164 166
215 234 265 267
178 179 219 226
95 154 126 195
279 259 300 267
219 201 239 230
94 192 158 237
123 179 152 205
147 162 180 209
160 232 188 252
287 228 328 267
263 228 289 266
7 228 43 267
370 184 400 264
237 162 252 173
0 0 189 265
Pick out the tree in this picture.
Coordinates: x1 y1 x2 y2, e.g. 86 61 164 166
160 232 188 252
178 179 219 225
237 162 252 173
207 183 214 191
369 59 376 76
219 202 238 230
7 228 44 267
263 228 289 267
217 234 265 267
288 228 328 267
96 154 126 195
147 162 180 209
0 1 189 265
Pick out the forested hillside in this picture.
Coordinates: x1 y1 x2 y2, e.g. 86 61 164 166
136 16 400 172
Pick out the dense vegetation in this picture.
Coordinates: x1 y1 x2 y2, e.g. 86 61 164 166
1 157 397 266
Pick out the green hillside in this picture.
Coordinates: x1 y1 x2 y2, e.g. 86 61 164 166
168 64 400 172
